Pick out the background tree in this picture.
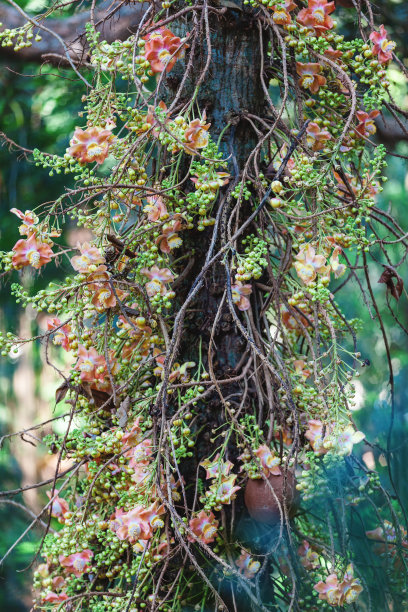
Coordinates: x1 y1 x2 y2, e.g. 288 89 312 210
0 0 408 611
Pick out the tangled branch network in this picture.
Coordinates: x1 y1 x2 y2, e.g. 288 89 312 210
1 0 408 609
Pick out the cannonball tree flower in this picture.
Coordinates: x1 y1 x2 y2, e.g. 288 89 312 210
191 170 230 191
47 318 73 351
156 216 184 253
297 0 335 36
369 25 396 64
209 473 240 505
200 453 234 479
296 63 326 94
305 419 332 455
366 520 408 556
270 0 297 25
43 592 69 604
236 550 261 578
59 549 93 577
46 490 69 521
339 564 363 605
298 540 320 570
144 194 168 221
67 126 115 164
184 114 211 154
254 445 281 476
141 265 175 297
281 304 311 332
294 244 328 285
231 281 252 311
324 46 343 61
10 208 38 235
12 233 54 270
71 242 105 274
188 510 219 544
329 246 346 279
313 572 343 606
328 425 365 456
76 345 106 383
293 359 311 380
144 101 169 135
143 27 185 73
306 122 331 152
355 110 380 138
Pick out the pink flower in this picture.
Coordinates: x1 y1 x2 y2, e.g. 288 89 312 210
329 246 346 279
59 549 93 577
330 426 365 456
200 454 233 479
86 265 127 311
71 242 105 274
254 445 281 476
141 265 175 297
144 195 168 221
76 345 106 383
298 540 319 570
297 0 335 36
144 27 185 73
47 318 73 351
46 490 69 521
314 565 363 606
184 114 211 154
305 419 331 455
209 474 240 505
156 216 184 253
293 359 311 380
294 244 328 285
306 122 331 152
236 550 261 578
369 25 396 64
110 502 164 543
43 591 69 603
270 0 297 25
297 63 326 94
231 281 252 311
12 234 53 270
122 417 142 447
68 126 115 164
10 208 38 235
355 110 380 138
188 511 219 544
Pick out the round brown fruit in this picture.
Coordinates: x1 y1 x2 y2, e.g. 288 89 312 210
244 470 297 524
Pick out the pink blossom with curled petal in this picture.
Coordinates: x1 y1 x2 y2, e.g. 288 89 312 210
296 63 327 94
68 126 115 165
46 490 69 521
369 25 396 64
294 244 328 285
330 246 347 279
141 265 175 296
236 549 261 578
43 591 69 603
305 419 331 455
200 453 233 479
209 473 240 505
188 510 219 544
144 27 185 74
298 540 320 570
76 345 106 383
12 234 53 270
156 216 184 253
254 445 281 476
71 242 105 274
59 549 93 577
232 281 252 311
47 317 73 351
184 113 211 154
297 0 335 37
314 573 343 606
355 110 380 138
10 208 38 236
305 122 331 152
144 195 168 221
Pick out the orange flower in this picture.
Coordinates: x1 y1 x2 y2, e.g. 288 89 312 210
10 208 38 236
184 113 211 154
188 510 219 544
254 445 281 477
68 126 115 164
46 490 69 521
76 345 106 384
236 550 261 578
324 46 343 61
270 0 297 24
59 549 93 577
200 454 233 479
296 62 326 93
231 281 252 311
47 317 73 351
71 242 105 274
144 194 168 221
141 265 175 296
306 122 331 151
144 27 185 73
209 474 240 505
12 234 53 269
156 216 184 253
369 25 396 64
355 110 380 138
297 0 335 36
294 244 328 284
